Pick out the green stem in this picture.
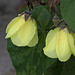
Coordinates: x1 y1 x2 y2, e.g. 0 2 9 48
50 19 64 29
58 19 64 25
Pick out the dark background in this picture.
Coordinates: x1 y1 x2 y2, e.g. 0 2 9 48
0 0 25 75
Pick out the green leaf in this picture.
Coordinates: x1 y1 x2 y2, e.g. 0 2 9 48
31 5 53 30
7 5 56 75
60 0 75 31
7 32 56 75
44 59 62 75
44 56 75 75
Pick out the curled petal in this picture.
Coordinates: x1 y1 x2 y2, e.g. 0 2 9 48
11 31 25 46
43 35 57 58
6 17 20 33
46 28 60 46
43 28 59 58
5 15 26 38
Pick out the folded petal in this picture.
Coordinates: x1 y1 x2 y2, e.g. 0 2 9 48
11 31 25 46
46 28 59 46
43 28 59 58
68 33 75 55
28 30 38 47
56 28 71 62
5 15 26 38
43 34 57 58
18 19 37 45
6 17 20 33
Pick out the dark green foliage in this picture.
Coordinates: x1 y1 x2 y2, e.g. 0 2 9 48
60 0 75 31
44 56 75 75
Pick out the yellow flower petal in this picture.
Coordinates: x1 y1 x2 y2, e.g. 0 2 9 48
72 33 75 45
5 15 26 38
68 33 75 55
11 31 25 46
56 28 71 62
43 34 57 58
43 28 59 58
6 17 20 33
28 30 38 47
18 19 37 45
11 27 38 47
46 28 59 46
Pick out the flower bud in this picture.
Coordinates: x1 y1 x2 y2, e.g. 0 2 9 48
52 14 60 27
43 27 75 62
5 14 38 47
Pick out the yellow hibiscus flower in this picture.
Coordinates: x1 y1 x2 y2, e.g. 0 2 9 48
5 14 38 47
43 27 75 62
